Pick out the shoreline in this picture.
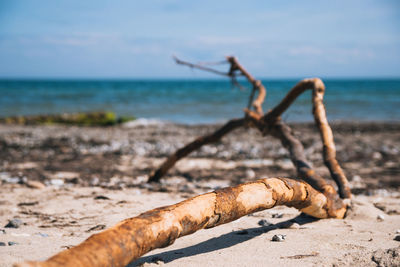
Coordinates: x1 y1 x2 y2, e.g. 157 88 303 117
0 120 399 192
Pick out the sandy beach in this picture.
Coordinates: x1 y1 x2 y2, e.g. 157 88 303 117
1 121 400 266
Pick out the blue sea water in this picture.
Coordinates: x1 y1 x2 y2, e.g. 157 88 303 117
0 79 399 124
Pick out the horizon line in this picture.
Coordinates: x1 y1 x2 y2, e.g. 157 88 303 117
1 76 400 81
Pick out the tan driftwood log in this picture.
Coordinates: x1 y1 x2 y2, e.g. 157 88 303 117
15 177 347 267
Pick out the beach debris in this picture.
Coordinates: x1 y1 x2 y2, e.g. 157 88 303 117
272 234 286 242
0 229 6 234
394 235 400 242
18 201 39 207
86 224 106 232
25 180 46 189
0 242 6 246
8 241 18 246
377 214 385 221
281 251 319 259
258 219 272 227
5 218 23 228
396 229 400 234
94 195 110 200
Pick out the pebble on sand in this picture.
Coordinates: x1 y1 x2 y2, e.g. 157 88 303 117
5 218 23 228
258 219 272 227
25 180 46 189
272 234 286 242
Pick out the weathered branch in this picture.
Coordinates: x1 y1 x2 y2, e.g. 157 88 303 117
148 117 246 183
14 177 347 267
173 56 230 77
226 56 266 115
173 56 266 115
243 111 345 212
263 78 351 199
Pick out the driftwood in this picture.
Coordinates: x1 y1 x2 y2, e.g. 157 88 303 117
15 177 346 267
15 56 351 267
149 57 351 200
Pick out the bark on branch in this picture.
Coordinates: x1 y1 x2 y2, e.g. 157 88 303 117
15 177 346 267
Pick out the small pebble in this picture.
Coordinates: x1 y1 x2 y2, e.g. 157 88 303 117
0 242 6 246
245 169 256 179
289 223 300 229
377 214 385 221
8 241 18 246
258 219 272 227
25 180 46 189
5 218 23 228
94 195 110 200
50 179 64 186
394 235 400 242
396 229 400 234
272 213 284 218
279 221 300 229
0 229 6 234
272 234 286 242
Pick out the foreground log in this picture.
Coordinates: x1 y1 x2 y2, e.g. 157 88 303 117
15 177 347 267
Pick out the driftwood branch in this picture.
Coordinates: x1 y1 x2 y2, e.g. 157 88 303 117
262 78 351 199
174 56 266 115
150 60 351 200
15 177 347 267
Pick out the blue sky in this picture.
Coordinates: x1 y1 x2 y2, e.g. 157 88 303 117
0 0 399 78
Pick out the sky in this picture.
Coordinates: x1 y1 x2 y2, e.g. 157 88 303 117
0 0 399 79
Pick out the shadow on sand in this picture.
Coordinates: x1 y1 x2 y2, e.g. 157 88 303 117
129 213 318 266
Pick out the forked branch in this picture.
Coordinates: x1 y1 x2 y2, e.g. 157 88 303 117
149 58 351 200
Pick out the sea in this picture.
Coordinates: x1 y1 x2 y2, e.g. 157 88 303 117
0 79 399 124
